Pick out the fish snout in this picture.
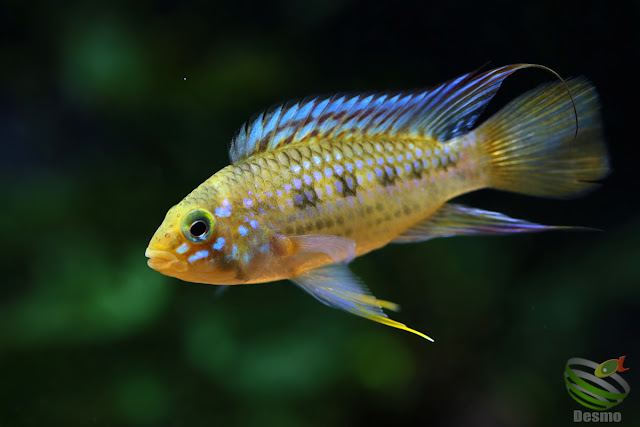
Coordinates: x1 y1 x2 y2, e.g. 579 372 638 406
145 248 188 273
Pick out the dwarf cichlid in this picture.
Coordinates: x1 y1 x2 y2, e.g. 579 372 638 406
146 64 608 341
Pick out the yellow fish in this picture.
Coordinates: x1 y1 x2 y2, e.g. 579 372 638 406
146 64 608 341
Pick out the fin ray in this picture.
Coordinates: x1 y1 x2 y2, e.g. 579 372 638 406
392 203 567 244
229 64 558 163
291 264 433 341
478 79 609 198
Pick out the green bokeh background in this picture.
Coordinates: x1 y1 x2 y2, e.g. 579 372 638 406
1 1 638 426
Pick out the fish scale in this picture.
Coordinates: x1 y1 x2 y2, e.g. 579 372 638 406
146 64 608 340
216 136 481 260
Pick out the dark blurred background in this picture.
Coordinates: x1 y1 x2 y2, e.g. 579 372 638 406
1 1 638 426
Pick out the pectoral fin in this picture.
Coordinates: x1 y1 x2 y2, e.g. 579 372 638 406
291 264 433 341
392 203 569 244
273 234 356 263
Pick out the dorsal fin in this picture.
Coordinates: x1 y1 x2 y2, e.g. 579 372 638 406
229 64 566 163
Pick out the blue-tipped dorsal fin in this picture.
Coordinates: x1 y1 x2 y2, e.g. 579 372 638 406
229 64 559 163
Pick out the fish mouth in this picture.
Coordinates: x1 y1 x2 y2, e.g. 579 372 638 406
145 248 187 273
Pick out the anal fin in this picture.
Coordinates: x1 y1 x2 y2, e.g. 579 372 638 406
393 203 570 244
291 264 433 341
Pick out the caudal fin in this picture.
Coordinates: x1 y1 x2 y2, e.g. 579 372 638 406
476 79 609 198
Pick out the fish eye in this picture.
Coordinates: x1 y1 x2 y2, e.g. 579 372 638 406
190 220 208 238
181 209 215 243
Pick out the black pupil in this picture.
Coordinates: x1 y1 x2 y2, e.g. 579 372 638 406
190 220 208 237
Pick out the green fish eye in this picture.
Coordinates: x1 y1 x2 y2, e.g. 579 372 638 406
182 209 215 243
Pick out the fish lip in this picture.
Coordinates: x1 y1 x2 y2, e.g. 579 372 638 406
145 248 187 273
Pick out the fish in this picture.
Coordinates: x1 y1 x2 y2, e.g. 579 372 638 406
146 64 609 341
594 356 629 378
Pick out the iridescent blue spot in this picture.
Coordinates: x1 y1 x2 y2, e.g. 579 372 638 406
294 194 304 205
243 253 250 264
396 166 402 175
375 167 383 177
335 152 342 161
406 152 413 160
367 171 373 181
397 155 403 162
441 155 447 164
243 198 253 208
213 237 226 250
250 219 259 229
313 156 322 165
259 244 269 253
277 190 283 197
284 184 292 193
222 198 231 207
385 166 393 176
325 184 333 196
387 156 394 163
291 165 301 174
315 188 323 197
416 148 423 158
232 245 239 258
377 158 384 165
425 150 431 156
435 149 440 156
357 175 363 185
346 163 354 173
215 206 232 217
303 160 311 170
367 158 373 166
305 190 314 201
450 154 456 162
303 175 312 185
238 225 248 236
346 177 354 188
432 158 438 166
325 154 332 162
314 171 322 181
176 243 189 254
324 168 333 178
356 160 364 169
404 163 411 172
334 165 344 176
188 250 209 263
444 146 451 154
335 181 343 193
293 178 302 189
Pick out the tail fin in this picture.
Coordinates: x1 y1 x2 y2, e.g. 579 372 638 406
476 79 609 198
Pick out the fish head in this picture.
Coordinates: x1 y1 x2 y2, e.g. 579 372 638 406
146 197 240 285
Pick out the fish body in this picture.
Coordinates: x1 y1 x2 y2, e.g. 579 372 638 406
146 64 608 340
